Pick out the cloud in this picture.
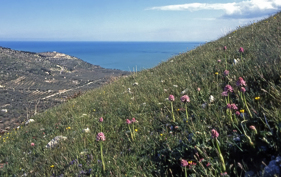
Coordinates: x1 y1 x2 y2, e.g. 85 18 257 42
147 0 281 19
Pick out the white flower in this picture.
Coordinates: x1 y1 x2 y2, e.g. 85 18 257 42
25 119 35 125
46 136 67 149
164 89 168 92
181 88 188 94
83 128 90 133
209 95 215 103
173 85 178 87
161 80 165 83
133 82 138 86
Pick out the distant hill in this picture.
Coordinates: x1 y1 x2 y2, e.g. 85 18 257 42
0 47 129 130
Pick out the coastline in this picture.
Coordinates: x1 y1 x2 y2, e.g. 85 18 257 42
0 46 130 131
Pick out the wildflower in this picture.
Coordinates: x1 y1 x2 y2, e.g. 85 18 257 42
160 134 163 136
99 117 103 122
235 111 240 116
223 70 229 76
240 109 245 113
211 129 219 139
31 143 35 146
221 172 228 176
223 46 227 51
96 132 106 141
181 159 189 167
221 91 228 96
131 117 136 123
126 119 131 124
50 165 54 168
169 95 175 101
215 72 219 75
197 87 201 92
231 103 238 110
180 95 190 103
206 162 211 167
249 125 258 134
224 84 233 92
236 77 246 87
134 129 138 132
218 59 221 63
239 47 244 53
209 95 215 103
227 103 232 109
255 97 260 100
240 87 246 93
233 58 239 65
83 128 90 133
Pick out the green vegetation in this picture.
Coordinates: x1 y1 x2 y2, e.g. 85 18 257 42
1 12 281 176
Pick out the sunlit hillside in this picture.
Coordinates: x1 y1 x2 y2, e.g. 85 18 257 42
1 12 281 177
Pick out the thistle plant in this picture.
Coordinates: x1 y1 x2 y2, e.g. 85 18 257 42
211 129 226 172
169 95 175 122
126 118 137 141
180 95 190 122
96 132 106 171
237 77 252 118
99 117 103 132
239 47 244 61
181 159 188 177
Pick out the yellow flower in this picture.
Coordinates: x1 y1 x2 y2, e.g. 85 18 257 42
188 161 193 164
255 97 260 100
160 134 163 136
66 127 71 130
50 165 54 168
135 129 138 132
240 109 245 113
93 109 96 112
215 72 218 75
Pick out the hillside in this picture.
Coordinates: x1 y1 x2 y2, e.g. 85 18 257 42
0 12 281 176
0 47 129 131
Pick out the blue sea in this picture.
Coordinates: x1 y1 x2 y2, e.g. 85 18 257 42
0 41 203 71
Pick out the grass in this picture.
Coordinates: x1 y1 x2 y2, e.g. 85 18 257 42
1 12 281 176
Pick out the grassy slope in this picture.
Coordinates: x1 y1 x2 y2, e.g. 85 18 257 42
1 12 281 176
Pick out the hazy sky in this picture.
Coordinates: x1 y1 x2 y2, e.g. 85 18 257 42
0 0 280 41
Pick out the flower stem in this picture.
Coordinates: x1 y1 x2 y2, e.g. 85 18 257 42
171 102 175 122
243 94 253 118
225 53 227 70
215 139 226 172
185 104 188 122
185 166 187 177
128 125 134 141
100 142 105 171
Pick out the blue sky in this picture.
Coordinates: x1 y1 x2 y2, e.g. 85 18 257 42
0 0 280 41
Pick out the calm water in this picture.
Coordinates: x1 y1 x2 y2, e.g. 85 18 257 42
0 41 203 71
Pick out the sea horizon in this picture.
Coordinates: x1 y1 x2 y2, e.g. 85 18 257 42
0 41 204 71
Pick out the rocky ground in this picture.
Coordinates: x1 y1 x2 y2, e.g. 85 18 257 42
0 47 130 131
